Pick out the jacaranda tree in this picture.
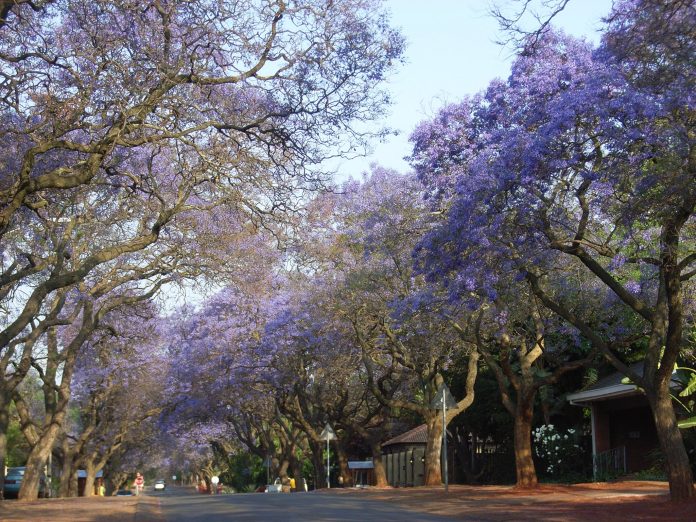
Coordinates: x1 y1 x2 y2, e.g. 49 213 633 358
412 0 694 500
0 0 403 500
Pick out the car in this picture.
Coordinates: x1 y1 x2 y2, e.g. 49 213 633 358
3 467 51 499
154 479 166 491
2 467 24 498
115 489 134 496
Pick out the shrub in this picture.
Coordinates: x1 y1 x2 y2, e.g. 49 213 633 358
533 424 585 481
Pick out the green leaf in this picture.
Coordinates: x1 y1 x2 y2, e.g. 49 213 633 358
678 416 696 429
533 367 551 379
679 371 696 397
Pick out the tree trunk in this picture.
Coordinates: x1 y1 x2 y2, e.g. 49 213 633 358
58 451 76 498
289 453 303 491
278 457 290 481
0 390 9 500
648 388 695 501
83 461 97 497
424 415 443 486
18 323 80 501
69 468 79 498
17 384 72 502
369 439 388 487
309 443 324 490
18 426 60 501
513 396 538 489
335 442 351 487
108 472 128 495
58 438 80 498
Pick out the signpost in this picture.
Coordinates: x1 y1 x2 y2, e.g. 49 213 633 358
430 382 457 493
319 423 337 488
264 456 272 484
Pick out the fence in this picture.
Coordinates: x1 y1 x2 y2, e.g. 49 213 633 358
593 446 626 481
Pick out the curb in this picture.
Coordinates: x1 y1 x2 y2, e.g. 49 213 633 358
135 495 165 522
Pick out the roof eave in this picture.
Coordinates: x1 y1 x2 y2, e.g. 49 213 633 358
567 384 643 405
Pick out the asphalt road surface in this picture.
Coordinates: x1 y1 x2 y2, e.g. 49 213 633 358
157 488 454 522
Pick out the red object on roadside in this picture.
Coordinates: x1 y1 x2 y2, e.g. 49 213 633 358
133 473 145 496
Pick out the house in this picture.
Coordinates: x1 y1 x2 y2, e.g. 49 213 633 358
77 469 104 496
567 365 664 478
347 460 374 487
381 424 427 486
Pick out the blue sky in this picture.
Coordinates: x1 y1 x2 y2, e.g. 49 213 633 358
333 0 613 180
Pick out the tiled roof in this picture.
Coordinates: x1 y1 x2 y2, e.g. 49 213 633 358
382 424 427 447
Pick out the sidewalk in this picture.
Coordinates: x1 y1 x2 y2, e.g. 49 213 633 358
0 491 165 522
0 495 139 522
327 480 692 521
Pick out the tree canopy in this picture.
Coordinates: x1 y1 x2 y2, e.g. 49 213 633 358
2 0 694 506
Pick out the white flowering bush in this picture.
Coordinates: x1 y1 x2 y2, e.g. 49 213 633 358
533 424 584 479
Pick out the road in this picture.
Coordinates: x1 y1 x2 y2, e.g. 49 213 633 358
155 487 454 522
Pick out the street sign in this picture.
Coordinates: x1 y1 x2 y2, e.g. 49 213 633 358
430 382 457 410
211 476 219 485
319 423 336 489
172 475 177 480
319 422 337 440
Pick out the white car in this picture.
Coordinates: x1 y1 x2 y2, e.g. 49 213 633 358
154 479 166 491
